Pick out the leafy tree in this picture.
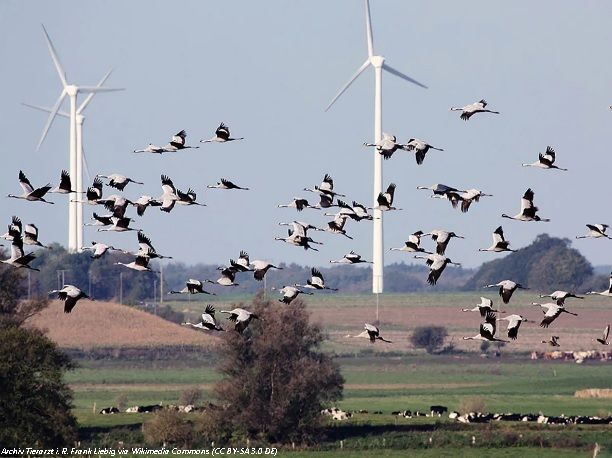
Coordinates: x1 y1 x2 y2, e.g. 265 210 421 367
210 292 344 443
180 388 203 406
0 257 47 326
115 393 129 411
0 256 77 447
465 234 593 291
143 409 193 447
0 325 77 447
410 326 448 354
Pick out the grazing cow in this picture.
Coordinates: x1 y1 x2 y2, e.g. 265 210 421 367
138 404 162 413
546 416 570 425
468 412 493 423
99 407 119 414
496 413 522 421
430 405 448 416
333 410 351 420
321 407 351 421
576 416 609 425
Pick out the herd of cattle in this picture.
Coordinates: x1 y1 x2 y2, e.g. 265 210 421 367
530 350 612 363
321 406 612 425
99 403 215 414
101 403 611 426
448 411 612 425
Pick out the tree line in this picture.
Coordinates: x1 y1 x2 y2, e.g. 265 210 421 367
4 233 608 306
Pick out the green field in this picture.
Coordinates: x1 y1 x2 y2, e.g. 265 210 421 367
70 354 612 457
165 291 612 313
62 292 612 456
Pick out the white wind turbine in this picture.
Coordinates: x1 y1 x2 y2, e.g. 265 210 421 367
36 24 123 252
325 1 427 295
25 69 114 251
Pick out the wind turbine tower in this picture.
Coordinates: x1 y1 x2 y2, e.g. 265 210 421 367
326 0 427 294
26 70 114 251
37 25 123 252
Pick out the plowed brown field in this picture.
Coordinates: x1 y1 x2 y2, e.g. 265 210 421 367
26 300 218 349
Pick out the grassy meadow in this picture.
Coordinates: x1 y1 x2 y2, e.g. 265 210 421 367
57 293 612 456
70 355 612 456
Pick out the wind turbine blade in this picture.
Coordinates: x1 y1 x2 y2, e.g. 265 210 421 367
41 24 68 88
36 90 66 151
78 68 114 114
382 63 428 89
365 0 374 58
325 59 370 112
78 86 125 93
22 102 70 118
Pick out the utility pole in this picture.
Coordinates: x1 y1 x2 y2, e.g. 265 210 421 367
56 269 69 290
119 272 123 305
159 262 164 304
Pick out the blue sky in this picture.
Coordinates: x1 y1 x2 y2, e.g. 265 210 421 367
1 1 612 270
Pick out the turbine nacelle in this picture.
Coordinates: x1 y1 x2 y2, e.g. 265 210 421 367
369 55 385 68
65 85 78 96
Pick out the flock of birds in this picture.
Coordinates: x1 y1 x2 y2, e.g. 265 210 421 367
2 103 611 348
